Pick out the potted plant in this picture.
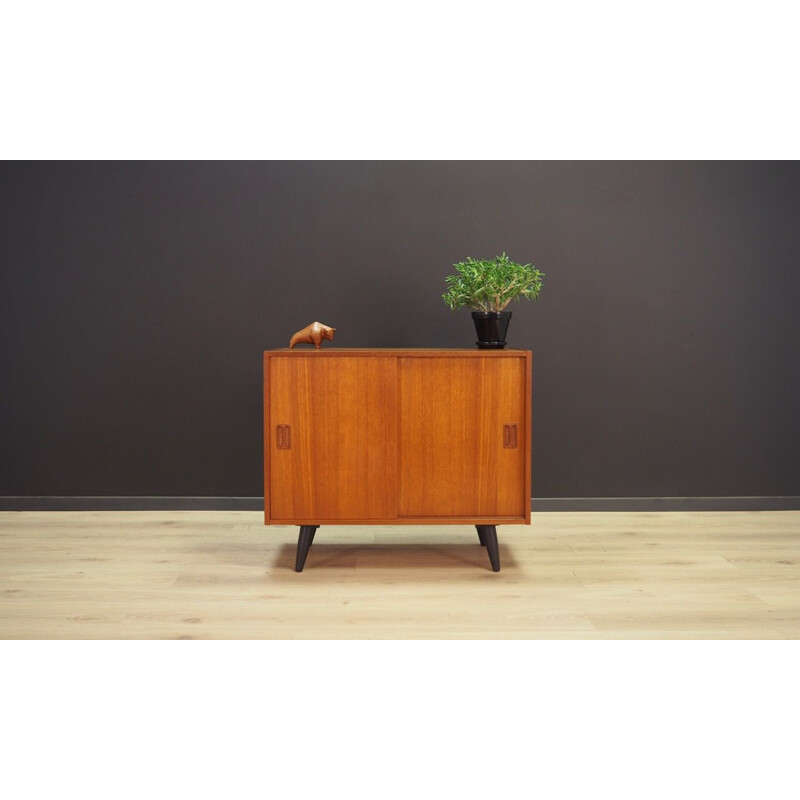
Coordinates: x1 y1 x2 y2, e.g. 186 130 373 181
442 252 545 348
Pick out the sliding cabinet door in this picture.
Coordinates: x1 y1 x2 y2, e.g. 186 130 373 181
398 356 526 518
269 356 397 521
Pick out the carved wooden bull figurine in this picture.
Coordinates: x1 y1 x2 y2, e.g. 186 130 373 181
289 321 336 350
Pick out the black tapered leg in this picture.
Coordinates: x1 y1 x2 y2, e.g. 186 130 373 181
295 526 318 572
483 526 500 572
476 526 487 546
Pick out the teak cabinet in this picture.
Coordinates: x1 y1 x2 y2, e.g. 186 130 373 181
263 348 531 571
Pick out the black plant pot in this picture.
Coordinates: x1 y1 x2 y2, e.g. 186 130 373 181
472 311 512 349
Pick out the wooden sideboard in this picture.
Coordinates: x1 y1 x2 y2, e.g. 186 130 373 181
263 348 531 571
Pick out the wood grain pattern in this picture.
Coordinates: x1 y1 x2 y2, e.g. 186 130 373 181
2 510 798 639
264 349 530 525
268 355 397 521
398 356 526 518
524 351 532 524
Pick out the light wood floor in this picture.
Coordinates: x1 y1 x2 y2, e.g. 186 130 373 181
1 510 799 639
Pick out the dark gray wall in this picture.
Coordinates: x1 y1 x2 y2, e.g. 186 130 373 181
1 162 798 499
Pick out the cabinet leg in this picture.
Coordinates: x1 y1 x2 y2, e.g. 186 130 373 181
295 526 318 572
483 526 500 572
476 526 487 546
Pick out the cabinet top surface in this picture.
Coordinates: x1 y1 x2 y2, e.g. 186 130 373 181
265 348 530 356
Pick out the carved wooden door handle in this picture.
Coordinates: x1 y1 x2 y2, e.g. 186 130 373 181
276 425 291 449
503 424 517 449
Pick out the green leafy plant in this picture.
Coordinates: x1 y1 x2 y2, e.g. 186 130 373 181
442 252 545 312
